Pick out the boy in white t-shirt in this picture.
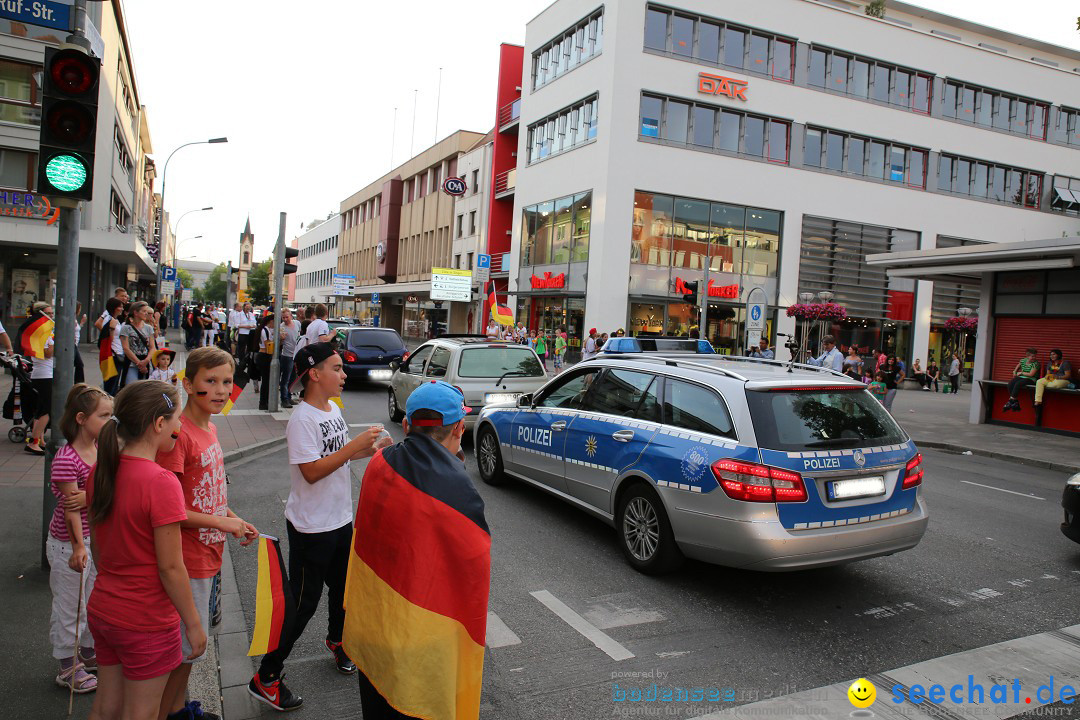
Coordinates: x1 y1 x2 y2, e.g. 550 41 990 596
248 342 390 712
304 303 331 347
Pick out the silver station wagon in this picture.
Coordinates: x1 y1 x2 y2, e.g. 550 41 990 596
474 354 928 573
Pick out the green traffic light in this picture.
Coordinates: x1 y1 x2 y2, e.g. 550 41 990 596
44 154 88 192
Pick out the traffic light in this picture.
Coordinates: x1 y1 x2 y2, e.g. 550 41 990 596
682 280 699 305
36 47 100 202
283 245 299 275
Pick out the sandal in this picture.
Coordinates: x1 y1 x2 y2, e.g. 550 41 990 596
55 662 97 693
78 647 97 672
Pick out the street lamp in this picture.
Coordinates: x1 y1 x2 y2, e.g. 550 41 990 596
155 137 228 301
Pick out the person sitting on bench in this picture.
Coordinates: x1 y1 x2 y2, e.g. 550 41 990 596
1003 347 1039 412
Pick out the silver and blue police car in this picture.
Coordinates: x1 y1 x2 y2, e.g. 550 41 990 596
474 342 928 574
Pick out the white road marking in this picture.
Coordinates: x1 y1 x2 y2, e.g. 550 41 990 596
702 622 1080 720
960 480 1044 500
968 587 1002 601
485 611 521 648
656 651 691 659
582 599 665 630
530 590 635 661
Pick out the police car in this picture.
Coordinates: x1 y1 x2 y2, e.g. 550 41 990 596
474 353 928 574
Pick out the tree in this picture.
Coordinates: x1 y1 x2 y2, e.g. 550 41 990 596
197 263 227 305
176 268 195 289
865 0 885 18
247 258 272 305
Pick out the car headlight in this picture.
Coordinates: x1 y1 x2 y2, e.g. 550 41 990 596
1067 474 1080 487
485 392 520 405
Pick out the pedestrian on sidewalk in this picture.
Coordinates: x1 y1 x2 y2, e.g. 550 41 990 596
248 343 389 712
99 298 125 397
255 315 275 411
554 326 567 371
149 347 178 386
155 347 258 720
47 384 113 694
93 287 128 334
1033 349 1073 424
85 381 206 720
582 328 599 361
278 309 299 408
912 359 927 389
26 302 55 456
73 301 87 384
947 352 962 395
925 359 940 392
342 381 490 720
120 301 157 388
869 371 888 404
882 355 901 412
1004 347 1040 411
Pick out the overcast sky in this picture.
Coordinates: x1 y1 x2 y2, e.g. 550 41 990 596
122 1 1080 270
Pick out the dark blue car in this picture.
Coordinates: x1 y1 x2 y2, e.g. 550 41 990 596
340 327 408 382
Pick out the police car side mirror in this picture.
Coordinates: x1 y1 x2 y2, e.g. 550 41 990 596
517 394 532 408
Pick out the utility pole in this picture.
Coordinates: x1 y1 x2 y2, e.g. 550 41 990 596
41 0 91 568
268 212 286 413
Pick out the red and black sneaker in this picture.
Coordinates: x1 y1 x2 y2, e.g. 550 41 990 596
325 636 356 675
248 672 303 712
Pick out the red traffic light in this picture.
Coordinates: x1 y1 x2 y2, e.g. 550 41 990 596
49 50 99 97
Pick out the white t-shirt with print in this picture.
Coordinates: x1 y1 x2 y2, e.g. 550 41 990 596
284 400 353 533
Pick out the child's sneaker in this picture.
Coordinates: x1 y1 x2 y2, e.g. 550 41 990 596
55 660 96 693
248 672 303 711
325 636 356 674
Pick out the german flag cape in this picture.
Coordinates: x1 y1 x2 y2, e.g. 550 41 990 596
17 313 53 359
343 433 491 720
247 536 295 656
487 282 514 327
97 318 117 382
176 364 247 415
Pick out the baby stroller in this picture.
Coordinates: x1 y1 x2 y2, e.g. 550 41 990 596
1 353 38 443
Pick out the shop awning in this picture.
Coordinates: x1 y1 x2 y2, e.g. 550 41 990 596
866 237 1080 282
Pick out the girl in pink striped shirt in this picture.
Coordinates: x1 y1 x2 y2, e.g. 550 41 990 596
48 384 113 693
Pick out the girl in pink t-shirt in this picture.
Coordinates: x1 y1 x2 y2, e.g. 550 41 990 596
86 381 206 720
48 384 112 693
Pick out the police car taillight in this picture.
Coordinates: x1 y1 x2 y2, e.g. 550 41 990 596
902 453 923 489
712 460 808 503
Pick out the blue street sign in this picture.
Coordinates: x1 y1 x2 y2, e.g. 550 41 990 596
0 0 71 31
477 254 491 269
175 277 182 291
371 293 380 305
161 266 176 282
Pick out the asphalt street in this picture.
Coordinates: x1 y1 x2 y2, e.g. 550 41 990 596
224 381 1080 720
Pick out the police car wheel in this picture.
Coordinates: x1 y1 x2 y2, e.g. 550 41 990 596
477 427 506 486
388 387 404 423
617 483 682 574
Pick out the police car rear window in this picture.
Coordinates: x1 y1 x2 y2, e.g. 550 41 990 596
458 347 544 378
745 388 906 453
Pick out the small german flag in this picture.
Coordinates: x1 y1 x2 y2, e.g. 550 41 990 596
98 342 117 382
343 433 491 719
18 314 53 359
487 282 514 327
247 536 295 657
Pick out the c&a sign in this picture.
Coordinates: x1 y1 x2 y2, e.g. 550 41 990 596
0 192 60 225
697 72 748 101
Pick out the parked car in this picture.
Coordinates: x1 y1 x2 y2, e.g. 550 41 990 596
1061 473 1080 543
340 327 408 382
474 354 928 574
387 336 548 428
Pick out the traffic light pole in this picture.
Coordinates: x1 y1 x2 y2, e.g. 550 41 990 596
268 212 286 413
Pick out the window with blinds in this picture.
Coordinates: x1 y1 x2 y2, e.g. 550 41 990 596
930 236 984 325
798 216 916 319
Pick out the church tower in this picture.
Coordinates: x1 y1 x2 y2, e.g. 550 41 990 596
238 217 254 299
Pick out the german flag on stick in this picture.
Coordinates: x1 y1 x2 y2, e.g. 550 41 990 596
343 433 491 720
18 314 53 359
247 535 295 657
487 282 514 327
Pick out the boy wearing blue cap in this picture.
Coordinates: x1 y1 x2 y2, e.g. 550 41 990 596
249 342 391 712
342 380 491 719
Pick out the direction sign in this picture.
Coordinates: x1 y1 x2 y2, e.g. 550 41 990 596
161 266 177 283
181 287 194 302
332 273 355 296
430 267 472 302
474 253 491 285
442 176 467 196
0 0 71 31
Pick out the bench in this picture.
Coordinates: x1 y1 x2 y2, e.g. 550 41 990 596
978 379 1080 436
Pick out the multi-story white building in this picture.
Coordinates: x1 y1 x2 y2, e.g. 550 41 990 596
452 131 494 330
510 0 1080 369
294 214 342 309
0 0 161 329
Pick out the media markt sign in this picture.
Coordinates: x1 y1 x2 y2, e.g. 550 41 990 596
430 267 472 302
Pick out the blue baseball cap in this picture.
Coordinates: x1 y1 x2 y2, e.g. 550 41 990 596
405 381 471 426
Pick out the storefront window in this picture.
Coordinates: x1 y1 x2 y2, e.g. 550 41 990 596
672 198 710 270
631 192 674 266
533 201 554 265
630 303 666 336
551 196 572 263
710 203 743 273
743 209 781 277
666 302 696 336
521 206 538 266
572 191 591 262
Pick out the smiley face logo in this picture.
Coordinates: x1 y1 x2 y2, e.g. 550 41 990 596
847 678 876 708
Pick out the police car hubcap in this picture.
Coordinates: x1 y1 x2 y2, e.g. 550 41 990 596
480 435 497 476
624 498 659 561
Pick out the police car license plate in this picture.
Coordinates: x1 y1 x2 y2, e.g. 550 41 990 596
827 476 886 501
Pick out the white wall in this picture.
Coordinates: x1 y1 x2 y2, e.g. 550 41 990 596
295 215 342 305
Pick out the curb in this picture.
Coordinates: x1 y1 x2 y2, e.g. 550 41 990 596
911 438 1080 475
223 436 286 465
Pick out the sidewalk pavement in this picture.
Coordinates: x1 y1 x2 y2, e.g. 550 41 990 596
0 329 291 718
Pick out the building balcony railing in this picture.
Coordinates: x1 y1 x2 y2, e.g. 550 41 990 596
498 97 521 131
494 168 515 197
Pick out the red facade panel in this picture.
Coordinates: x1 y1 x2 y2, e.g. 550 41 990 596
377 177 404 282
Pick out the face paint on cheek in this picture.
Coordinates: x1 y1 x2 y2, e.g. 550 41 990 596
196 391 208 396
170 431 180 439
